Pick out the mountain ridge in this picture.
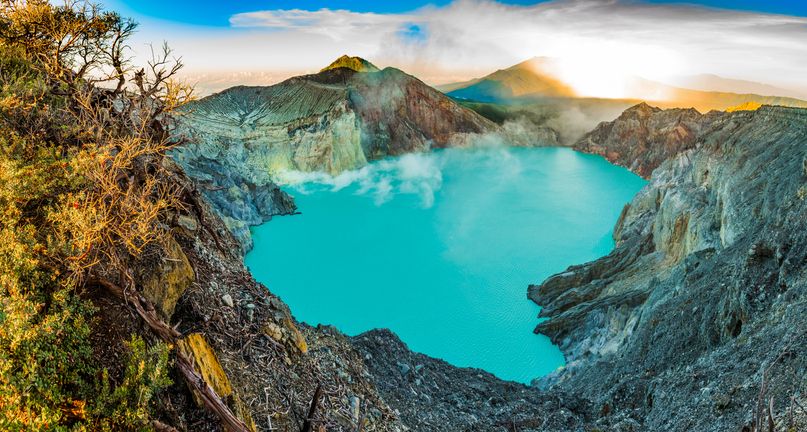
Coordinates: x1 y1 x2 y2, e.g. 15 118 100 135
441 57 576 102
572 101 721 178
441 57 807 112
171 57 500 250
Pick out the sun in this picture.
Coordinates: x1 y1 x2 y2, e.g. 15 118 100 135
541 40 682 100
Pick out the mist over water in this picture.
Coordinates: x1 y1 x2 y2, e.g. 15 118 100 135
246 147 646 383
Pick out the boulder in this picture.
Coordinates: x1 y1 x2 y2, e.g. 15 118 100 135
141 235 195 320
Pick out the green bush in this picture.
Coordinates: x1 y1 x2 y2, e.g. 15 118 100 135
88 336 172 432
0 289 172 431
0 288 95 430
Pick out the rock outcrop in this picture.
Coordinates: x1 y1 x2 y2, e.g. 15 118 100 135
176 332 258 431
140 235 195 320
171 58 497 250
572 102 721 178
531 105 807 431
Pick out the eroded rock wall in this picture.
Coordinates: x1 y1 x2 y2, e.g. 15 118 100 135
171 67 497 251
532 105 807 431
573 102 722 178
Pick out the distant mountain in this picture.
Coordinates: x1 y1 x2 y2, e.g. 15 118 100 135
435 77 483 94
439 57 576 102
172 56 497 248
667 74 807 100
441 58 807 112
624 77 807 112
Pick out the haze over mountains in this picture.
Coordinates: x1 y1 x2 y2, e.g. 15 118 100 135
439 56 807 112
666 74 807 100
437 58 576 102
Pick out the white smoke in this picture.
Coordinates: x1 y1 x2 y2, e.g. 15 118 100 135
273 146 533 208
275 152 444 208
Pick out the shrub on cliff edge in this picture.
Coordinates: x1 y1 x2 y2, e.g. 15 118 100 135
0 0 189 429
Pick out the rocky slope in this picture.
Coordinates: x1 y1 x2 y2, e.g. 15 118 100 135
352 330 594 431
572 102 721 178
170 57 498 250
166 94 807 431
531 105 807 431
123 161 409 432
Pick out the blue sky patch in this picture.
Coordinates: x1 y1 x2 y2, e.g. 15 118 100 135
399 23 429 44
105 0 807 26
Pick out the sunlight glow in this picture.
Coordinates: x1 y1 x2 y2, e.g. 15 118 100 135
541 40 683 99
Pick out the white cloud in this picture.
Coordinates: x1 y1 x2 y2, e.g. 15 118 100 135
229 9 414 41
126 0 807 94
378 0 807 91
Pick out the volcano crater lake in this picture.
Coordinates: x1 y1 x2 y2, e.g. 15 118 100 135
246 147 646 383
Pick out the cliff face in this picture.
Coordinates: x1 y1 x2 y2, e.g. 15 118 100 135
531 105 807 430
169 92 807 431
572 102 721 178
171 61 496 250
350 67 495 158
140 162 408 432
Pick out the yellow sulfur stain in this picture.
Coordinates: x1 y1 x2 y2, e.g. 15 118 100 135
177 333 233 398
726 101 763 112
177 333 257 432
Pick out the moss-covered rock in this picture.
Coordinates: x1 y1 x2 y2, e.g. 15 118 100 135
141 235 195 320
177 333 233 398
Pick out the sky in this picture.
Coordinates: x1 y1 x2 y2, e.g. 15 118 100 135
101 0 807 96
105 0 807 25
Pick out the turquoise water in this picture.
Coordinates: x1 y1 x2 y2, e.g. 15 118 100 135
246 147 646 383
